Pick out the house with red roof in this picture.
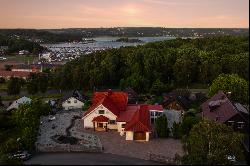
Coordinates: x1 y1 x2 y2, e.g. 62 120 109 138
82 89 163 141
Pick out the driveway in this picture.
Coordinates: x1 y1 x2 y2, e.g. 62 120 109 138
78 120 184 161
24 153 162 165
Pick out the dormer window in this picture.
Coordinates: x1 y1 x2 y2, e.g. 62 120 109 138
99 110 105 114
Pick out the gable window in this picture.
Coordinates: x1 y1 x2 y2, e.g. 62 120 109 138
99 110 105 114
67 100 71 104
237 122 244 129
109 120 116 124
74 100 77 103
122 123 126 128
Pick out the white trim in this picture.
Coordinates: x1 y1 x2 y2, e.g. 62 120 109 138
62 97 83 105
83 104 117 119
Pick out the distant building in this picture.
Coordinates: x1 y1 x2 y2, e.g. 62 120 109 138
59 90 86 111
11 64 40 73
0 71 31 80
19 50 30 55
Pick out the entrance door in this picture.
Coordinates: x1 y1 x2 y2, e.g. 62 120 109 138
98 123 103 128
134 132 146 140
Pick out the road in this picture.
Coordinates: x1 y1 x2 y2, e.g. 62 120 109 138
24 153 163 165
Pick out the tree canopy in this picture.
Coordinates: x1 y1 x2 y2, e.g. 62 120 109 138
50 36 249 94
208 74 249 104
183 120 244 165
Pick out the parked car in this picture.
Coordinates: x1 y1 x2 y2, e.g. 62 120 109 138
11 151 31 161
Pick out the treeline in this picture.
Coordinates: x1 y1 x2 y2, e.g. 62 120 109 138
0 34 44 54
0 29 83 43
51 35 249 94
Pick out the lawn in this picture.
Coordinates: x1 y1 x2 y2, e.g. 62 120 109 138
5 55 38 64
1 93 64 101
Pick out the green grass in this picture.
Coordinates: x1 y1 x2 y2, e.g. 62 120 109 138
2 93 64 101
0 83 8 91
5 55 38 63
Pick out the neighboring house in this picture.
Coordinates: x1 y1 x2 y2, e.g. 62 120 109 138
82 89 163 141
202 91 249 156
7 96 32 111
124 87 139 104
162 91 190 110
0 71 31 80
201 91 249 133
60 90 86 110
11 64 40 73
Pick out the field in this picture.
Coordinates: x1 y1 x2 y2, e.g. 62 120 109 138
0 55 39 70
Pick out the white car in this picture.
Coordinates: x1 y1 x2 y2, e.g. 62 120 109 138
48 115 56 121
11 151 31 161
227 155 236 162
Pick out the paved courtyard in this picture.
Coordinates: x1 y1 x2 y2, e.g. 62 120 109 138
76 120 184 161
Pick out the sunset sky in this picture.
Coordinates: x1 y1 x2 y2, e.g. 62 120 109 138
0 0 249 29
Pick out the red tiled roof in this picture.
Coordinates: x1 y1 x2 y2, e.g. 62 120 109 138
124 105 151 132
0 71 31 77
92 90 128 111
92 115 109 122
147 105 163 111
84 90 128 117
117 105 139 122
201 91 238 123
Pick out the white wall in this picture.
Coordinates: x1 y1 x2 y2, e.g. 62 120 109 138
146 132 150 141
83 104 117 128
117 122 126 132
125 131 134 141
62 97 84 110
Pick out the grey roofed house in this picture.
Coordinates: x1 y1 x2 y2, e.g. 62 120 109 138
124 87 139 104
57 90 88 106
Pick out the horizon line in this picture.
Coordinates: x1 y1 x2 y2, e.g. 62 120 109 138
0 27 249 30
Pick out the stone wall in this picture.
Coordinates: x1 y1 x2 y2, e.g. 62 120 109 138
36 142 102 153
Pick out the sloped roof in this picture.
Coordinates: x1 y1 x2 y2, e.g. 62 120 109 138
116 104 139 122
92 115 109 122
124 105 151 132
92 90 128 112
0 71 31 78
7 96 32 111
202 91 238 123
147 105 163 111
84 90 127 117
60 90 86 104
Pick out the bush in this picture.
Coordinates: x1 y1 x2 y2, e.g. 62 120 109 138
172 122 181 139
155 115 170 138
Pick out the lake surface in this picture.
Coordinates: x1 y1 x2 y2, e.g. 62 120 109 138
42 36 176 52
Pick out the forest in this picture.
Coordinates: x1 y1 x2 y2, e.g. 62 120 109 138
51 35 249 95
0 34 43 54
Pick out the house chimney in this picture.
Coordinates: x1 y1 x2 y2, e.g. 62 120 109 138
108 89 112 96
226 92 231 98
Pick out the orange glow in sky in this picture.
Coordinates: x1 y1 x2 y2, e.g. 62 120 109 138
0 0 248 29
